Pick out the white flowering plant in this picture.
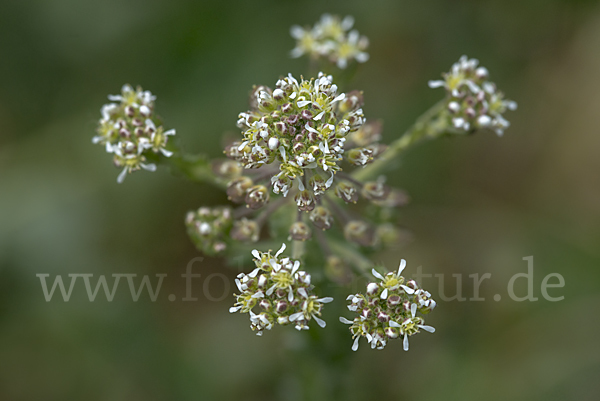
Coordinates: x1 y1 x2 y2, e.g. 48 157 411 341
92 14 516 351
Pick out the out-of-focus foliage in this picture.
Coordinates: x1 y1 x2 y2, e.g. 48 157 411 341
1 1 599 400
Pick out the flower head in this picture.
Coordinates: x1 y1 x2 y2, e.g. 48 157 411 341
94 84 176 182
185 207 233 255
340 259 436 351
290 14 369 69
429 56 517 136
230 244 334 335
232 72 364 204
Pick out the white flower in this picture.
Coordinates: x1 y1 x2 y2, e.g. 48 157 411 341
289 15 369 69
430 55 517 136
340 259 435 351
230 244 333 335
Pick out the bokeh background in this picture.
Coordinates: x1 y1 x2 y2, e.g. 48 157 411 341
1 0 599 400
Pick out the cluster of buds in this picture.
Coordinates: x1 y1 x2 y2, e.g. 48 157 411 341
340 260 436 351
429 55 517 136
93 84 176 183
185 207 233 255
229 244 333 335
290 14 369 69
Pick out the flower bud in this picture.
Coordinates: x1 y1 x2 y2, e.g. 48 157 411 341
227 176 254 203
347 147 373 166
339 90 364 113
366 282 379 296
301 109 313 120
272 88 285 102
295 190 316 212
276 300 289 313
377 311 390 323
372 189 410 208
230 218 259 242
289 221 312 241
348 120 381 146
212 159 242 179
259 299 272 311
335 182 358 203
245 185 270 209
361 180 390 201
344 220 374 247
309 206 333 230
384 326 399 339
387 295 401 306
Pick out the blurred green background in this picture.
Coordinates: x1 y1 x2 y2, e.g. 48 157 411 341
1 0 599 400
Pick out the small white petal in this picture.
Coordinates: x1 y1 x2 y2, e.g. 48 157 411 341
352 336 360 351
275 243 286 257
372 269 385 280
317 297 334 303
403 334 409 351
411 303 417 318
428 80 445 88
418 325 436 333
117 167 128 184
229 306 241 313
332 93 345 103
289 312 304 322
251 250 261 259
380 288 388 299
398 259 406 275
339 317 354 324
140 163 157 172
313 111 325 121
313 316 326 328
389 321 401 328
290 25 304 39
159 148 173 157
291 261 300 275
266 284 277 296
401 285 415 295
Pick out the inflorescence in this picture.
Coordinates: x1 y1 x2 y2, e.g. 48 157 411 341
340 260 436 351
93 14 521 351
290 14 369 69
429 55 517 136
229 244 333 335
200 71 408 259
94 84 176 183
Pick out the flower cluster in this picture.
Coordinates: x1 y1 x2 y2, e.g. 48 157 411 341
232 72 365 197
199 76 408 260
229 244 333 335
340 260 436 351
94 84 176 183
429 56 517 136
290 14 369 69
185 207 233 255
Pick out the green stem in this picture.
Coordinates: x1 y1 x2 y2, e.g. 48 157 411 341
329 240 373 279
352 100 448 181
166 153 225 189
292 240 305 260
